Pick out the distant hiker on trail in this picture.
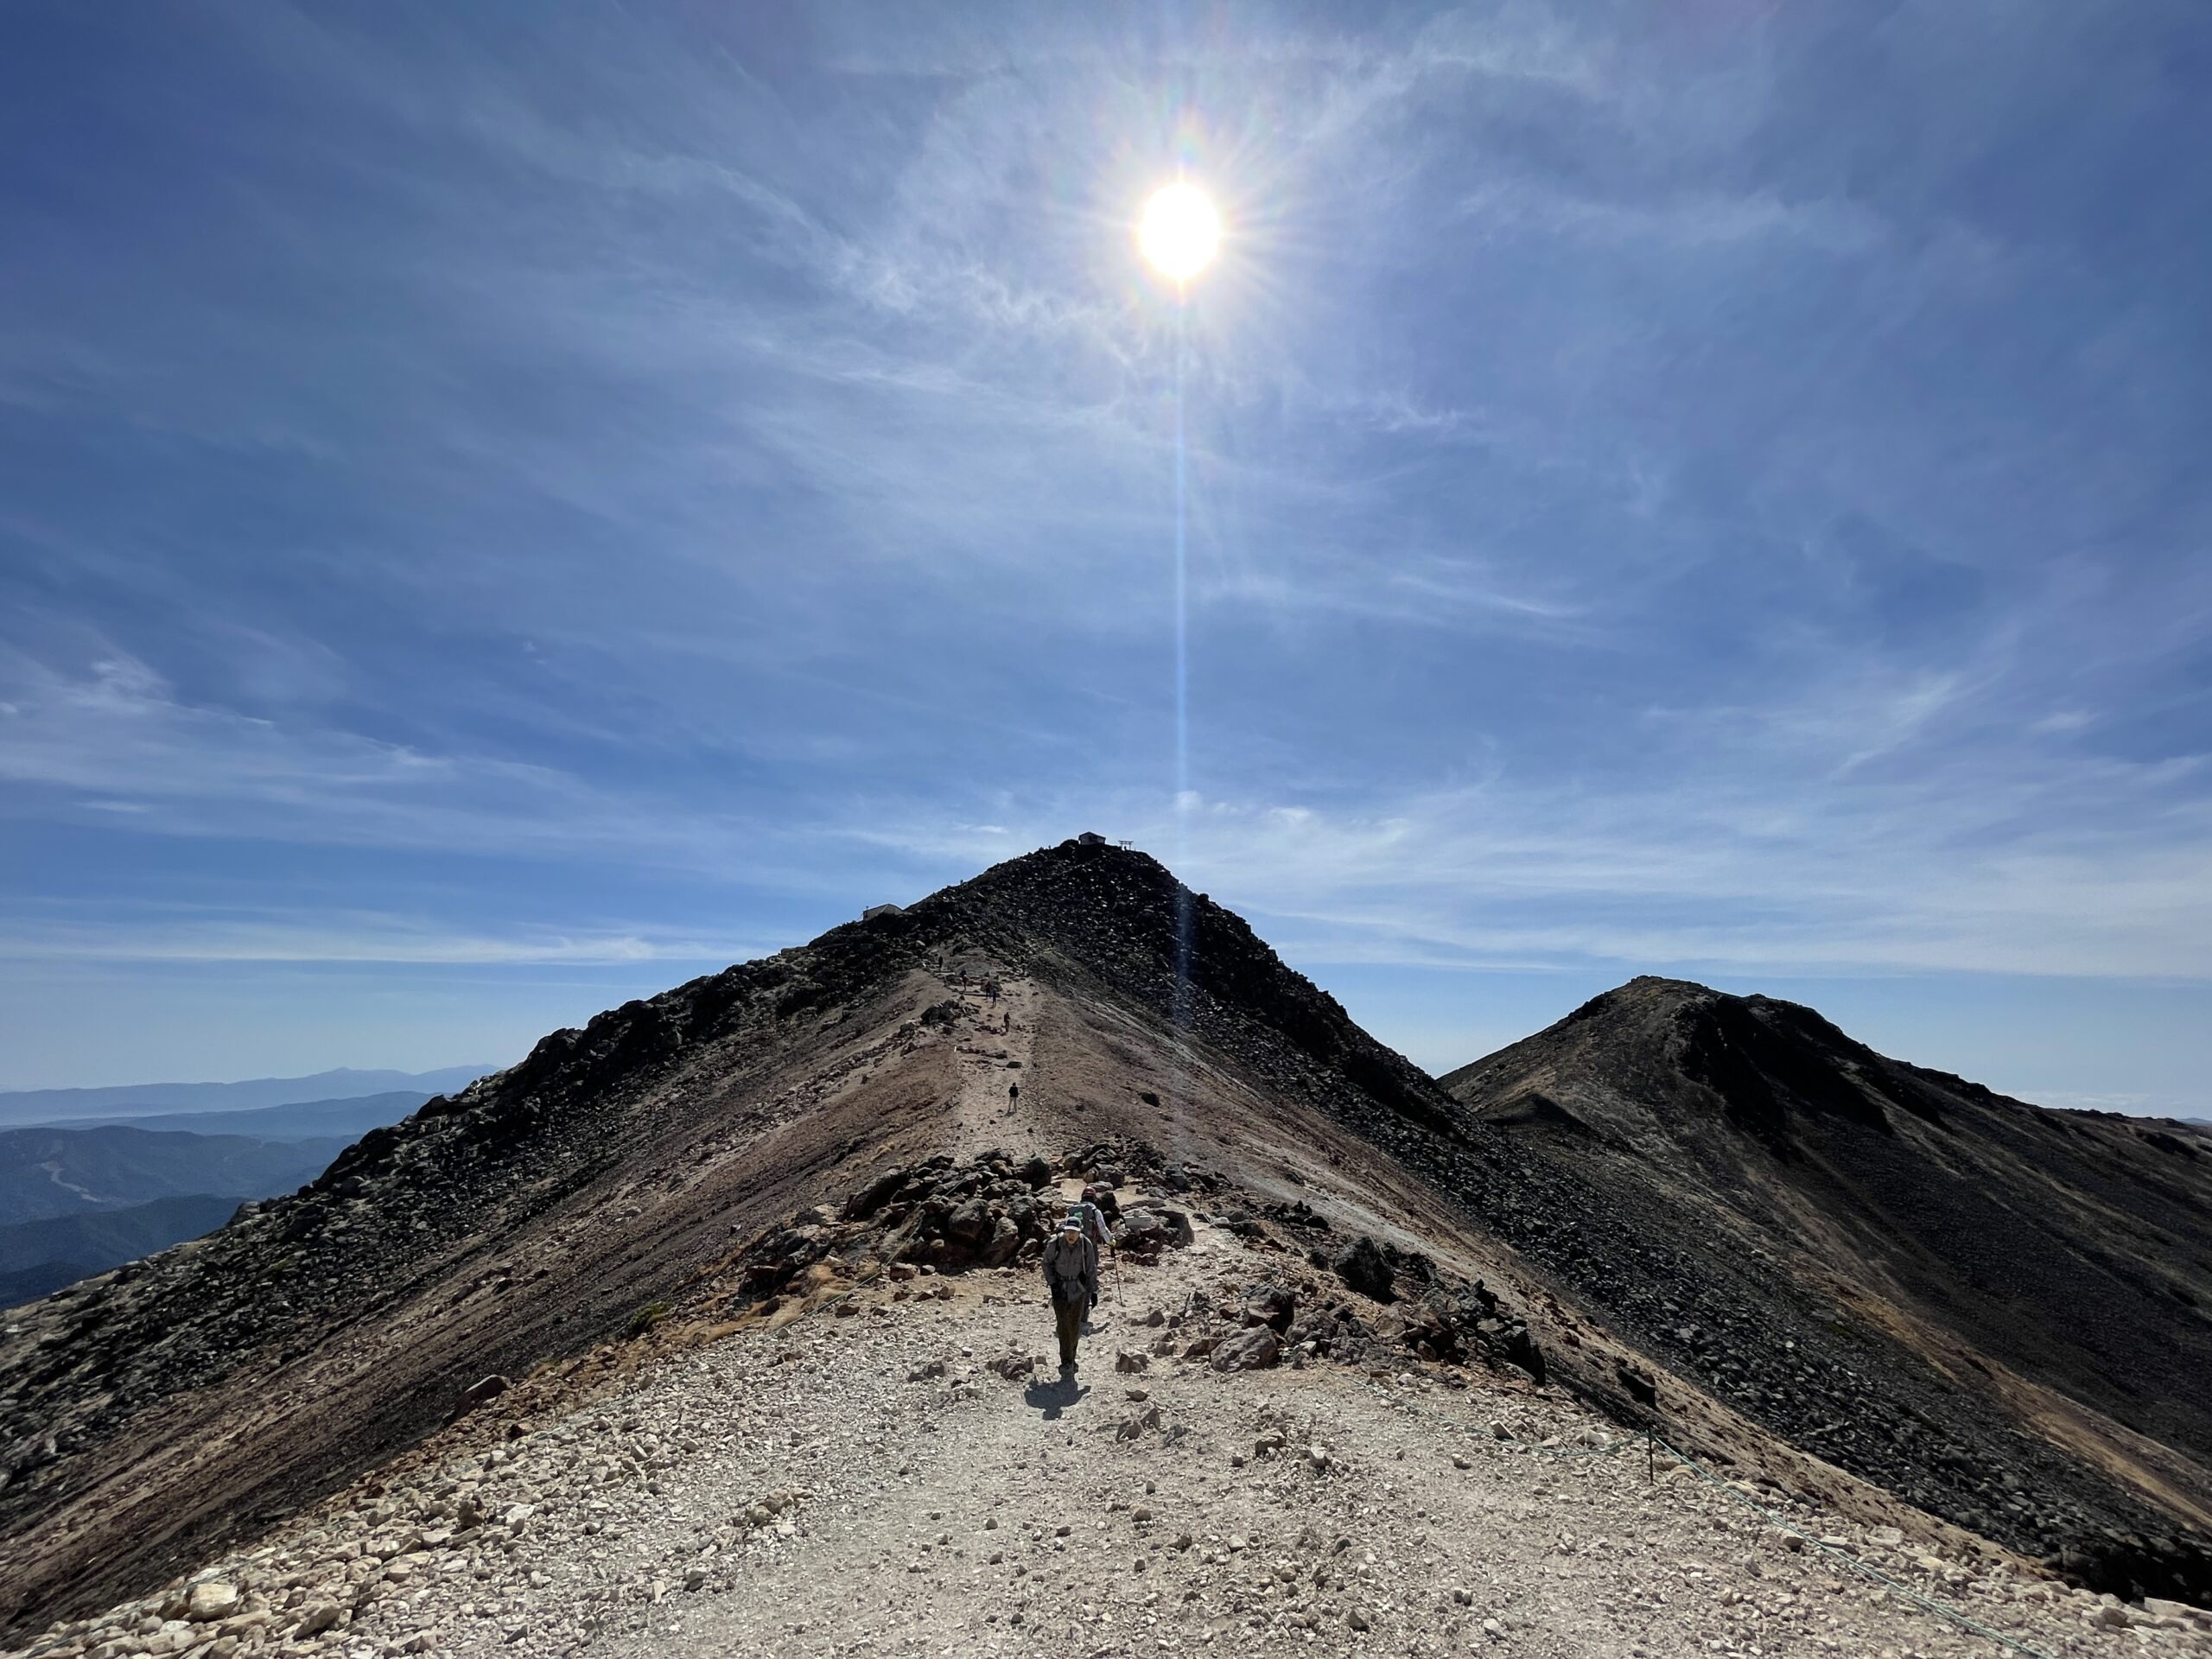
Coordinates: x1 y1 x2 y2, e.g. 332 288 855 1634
1042 1217 1096 1371
1007 1080 1020 1106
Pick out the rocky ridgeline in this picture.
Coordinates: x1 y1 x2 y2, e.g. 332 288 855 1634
13 1163 2205 1659
0 891 976 1530
0 837 1494 1638
938 846 2212 1605
8 838 2209 1636
945 842 1464 1149
672 1144 1553 1400
1442 980 2212 1610
0 831 1427 1521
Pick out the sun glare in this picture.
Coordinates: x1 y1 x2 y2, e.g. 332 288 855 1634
1138 181 1221 284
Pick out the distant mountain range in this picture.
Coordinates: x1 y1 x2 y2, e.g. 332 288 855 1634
25 1090 442 1145
0 1065 493 1128
0 1065 498 1306
0 1125 353 1228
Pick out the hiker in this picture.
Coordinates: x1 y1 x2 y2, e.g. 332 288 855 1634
1078 1182 1122 1237
1073 1188 1114 1249
1008 1080 1020 1106
1071 1190 1115 1312
1041 1217 1096 1371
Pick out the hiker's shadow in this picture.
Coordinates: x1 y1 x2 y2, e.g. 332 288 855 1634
1023 1374 1089 1421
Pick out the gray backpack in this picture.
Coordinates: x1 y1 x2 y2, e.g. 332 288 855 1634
1045 1236 1089 1300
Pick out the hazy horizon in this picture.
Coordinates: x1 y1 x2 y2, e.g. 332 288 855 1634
4 852 2202 1122
0 1062 492 1102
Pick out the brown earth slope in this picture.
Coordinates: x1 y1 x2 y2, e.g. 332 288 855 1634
3 842 2209 1639
1443 976 2212 1601
13 1155 2186 1659
0 838 1600 1637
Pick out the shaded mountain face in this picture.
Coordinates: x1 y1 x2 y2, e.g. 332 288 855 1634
3 845 2209 1637
0 1126 351 1227
0 1195 244 1308
1443 976 2212 1599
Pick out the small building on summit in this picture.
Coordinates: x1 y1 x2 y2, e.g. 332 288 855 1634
1075 831 1108 848
862 903 904 920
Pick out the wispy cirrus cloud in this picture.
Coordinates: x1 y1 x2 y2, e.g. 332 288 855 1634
0 911 764 968
1 0 2207 1100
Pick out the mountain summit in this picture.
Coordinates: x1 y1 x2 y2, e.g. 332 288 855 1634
3 837 1486 1632
1445 975 2212 1595
3 841 2209 1641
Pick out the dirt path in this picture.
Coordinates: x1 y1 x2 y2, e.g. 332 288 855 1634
20 1212 2177 1659
939 968 1039 1159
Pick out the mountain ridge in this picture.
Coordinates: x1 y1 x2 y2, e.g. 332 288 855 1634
3 841 2207 1637
1443 972 2212 1592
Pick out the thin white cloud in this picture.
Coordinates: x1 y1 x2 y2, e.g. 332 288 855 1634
0 914 767 967
0 645 826 885
846 729 2212 983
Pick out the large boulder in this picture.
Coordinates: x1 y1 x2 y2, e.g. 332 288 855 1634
842 1166 911 1221
977 1215 1022 1268
1211 1327 1281 1372
186 1581 239 1622
1112 1206 1193 1253
1242 1283 1297 1333
1333 1235 1395 1303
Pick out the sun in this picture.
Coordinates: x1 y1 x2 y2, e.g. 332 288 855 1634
1138 181 1221 284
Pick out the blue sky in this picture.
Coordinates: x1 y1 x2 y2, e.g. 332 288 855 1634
2 3 2208 1112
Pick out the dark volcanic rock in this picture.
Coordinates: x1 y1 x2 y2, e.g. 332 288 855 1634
1443 976 2212 1605
1333 1235 1397 1303
1241 1283 1297 1333
1211 1326 1281 1372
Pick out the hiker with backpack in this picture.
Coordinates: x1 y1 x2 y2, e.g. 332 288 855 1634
1040 1217 1096 1371
1071 1189 1114 1313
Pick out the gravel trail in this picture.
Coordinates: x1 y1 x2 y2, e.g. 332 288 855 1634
16 1215 2197 1659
